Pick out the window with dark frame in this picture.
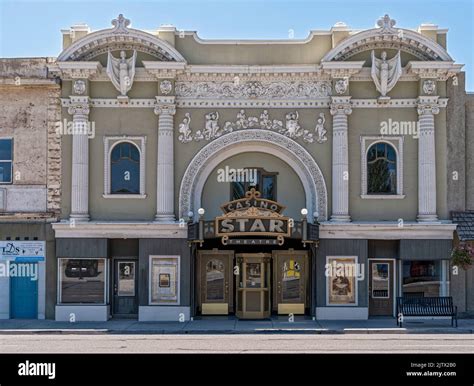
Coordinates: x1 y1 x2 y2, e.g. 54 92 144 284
230 167 278 201
367 142 397 194
0 138 13 184
110 142 140 194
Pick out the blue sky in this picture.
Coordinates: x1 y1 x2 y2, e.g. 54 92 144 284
1 0 473 89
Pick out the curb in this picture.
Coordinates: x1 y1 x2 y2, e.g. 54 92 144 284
0 328 472 335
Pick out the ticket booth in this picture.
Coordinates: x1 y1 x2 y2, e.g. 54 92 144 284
235 253 271 319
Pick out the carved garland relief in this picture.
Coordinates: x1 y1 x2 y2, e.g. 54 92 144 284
178 110 328 144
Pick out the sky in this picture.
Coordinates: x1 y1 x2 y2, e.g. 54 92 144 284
0 0 473 90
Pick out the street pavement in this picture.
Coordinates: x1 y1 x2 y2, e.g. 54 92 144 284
0 333 473 353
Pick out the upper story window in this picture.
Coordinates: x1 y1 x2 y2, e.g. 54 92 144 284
110 142 140 194
231 168 278 201
0 139 13 184
367 142 397 194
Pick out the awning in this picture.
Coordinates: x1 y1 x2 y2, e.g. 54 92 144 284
452 211 474 241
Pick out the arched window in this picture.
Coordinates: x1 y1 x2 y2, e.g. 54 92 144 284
110 142 140 194
367 142 397 194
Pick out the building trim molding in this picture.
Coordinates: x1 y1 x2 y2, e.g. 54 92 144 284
319 221 456 239
52 221 186 238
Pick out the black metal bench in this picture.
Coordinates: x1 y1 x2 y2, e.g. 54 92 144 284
396 296 457 327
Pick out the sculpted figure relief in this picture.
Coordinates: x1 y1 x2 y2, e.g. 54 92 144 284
106 50 137 96
371 50 402 98
315 113 327 143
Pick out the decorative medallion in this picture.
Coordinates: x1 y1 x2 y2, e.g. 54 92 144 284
423 79 436 95
73 80 86 95
160 80 173 95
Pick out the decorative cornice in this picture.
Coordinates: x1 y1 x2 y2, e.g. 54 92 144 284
406 61 464 80
59 97 449 109
49 61 102 80
320 61 365 79
143 61 187 79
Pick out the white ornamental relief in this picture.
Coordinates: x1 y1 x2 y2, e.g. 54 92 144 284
177 110 327 144
423 79 436 95
371 50 402 98
73 80 86 95
315 113 327 143
178 113 193 143
334 79 348 95
175 80 332 99
160 80 173 95
106 50 137 96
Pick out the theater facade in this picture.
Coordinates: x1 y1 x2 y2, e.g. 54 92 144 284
48 14 467 321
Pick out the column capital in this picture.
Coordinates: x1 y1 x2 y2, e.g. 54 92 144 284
330 96 352 116
154 96 176 116
417 96 440 116
68 96 90 116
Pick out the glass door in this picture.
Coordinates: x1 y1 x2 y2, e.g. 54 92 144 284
369 259 394 316
235 253 271 319
197 250 234 315
113 259 138 317
273 250 308 315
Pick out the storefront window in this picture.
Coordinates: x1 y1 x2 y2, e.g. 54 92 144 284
150 256 180 304
59 258 106 304
402 260 441 297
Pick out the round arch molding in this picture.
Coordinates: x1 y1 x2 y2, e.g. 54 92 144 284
57 20 186 62
178 130 328 222
321 28 452 62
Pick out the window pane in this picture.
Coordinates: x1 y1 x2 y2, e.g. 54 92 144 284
262 175 275 200
402 260 441 297
0 139 12 160
0 162 12 183
111 143 140 194
111 145 120 162
367 143 397 194
232 181 246 200
60 259 106 303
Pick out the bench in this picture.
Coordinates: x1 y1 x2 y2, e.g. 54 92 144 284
396 296 457 327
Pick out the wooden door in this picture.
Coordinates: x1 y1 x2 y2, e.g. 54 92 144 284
369 260 394 316
197 250 234 315
273 250 308 315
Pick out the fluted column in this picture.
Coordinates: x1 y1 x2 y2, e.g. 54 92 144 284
330 97 352 222
154 101 176 222
417 96 439 222
68 97 90 221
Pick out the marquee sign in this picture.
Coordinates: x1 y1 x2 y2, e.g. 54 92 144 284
215 189 291 245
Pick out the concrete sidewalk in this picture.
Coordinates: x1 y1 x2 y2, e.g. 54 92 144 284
0 317 473 334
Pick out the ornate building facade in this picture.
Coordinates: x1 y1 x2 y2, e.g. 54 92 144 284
1 13 472 321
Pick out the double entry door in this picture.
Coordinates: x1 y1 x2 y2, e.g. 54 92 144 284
197 249 309 318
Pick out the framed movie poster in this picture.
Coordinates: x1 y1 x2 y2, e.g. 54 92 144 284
326 256 358 306
149 256 180 304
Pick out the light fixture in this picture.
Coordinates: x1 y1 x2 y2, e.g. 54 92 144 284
198 208 205 216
